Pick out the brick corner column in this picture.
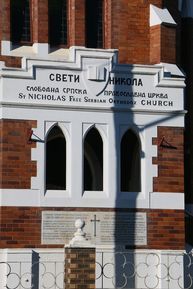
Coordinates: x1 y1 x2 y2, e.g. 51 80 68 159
32 0 48 43
65 246 96 289
68 0 85 47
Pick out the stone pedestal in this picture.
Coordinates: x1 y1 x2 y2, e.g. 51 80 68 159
65 219 96 289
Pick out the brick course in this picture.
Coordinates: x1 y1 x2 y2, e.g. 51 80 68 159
0 207 185 250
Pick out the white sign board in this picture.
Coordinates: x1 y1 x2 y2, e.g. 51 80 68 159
0 49 185 112
42 211 147 246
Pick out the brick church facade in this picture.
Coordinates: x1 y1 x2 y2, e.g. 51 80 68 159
0 0 192 288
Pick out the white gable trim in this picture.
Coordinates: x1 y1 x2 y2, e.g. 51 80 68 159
150 4 176 27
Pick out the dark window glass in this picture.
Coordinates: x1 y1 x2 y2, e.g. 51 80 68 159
10 0 31 44
46 126 66 190
48 0 67 46
84 127 103 191
86 0 104 48
121 130 141 192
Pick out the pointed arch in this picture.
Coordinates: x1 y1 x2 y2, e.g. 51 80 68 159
46 125 66 190
84 127 103 191
121 129 141 192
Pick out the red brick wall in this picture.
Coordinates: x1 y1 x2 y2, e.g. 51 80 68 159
104 0 112 48
32 0 48 43
0 56 21 67
0 119 37 189
161 25 176 64
149 0 181 65
150 25 161 64
109 0 179 64
110 0 150 64
0 0 181 66
153 127 184 193
0 207 185 250
164 0 181 65
148 209 184 250
0 0 10 41
68 0 85 47
0 0 23 67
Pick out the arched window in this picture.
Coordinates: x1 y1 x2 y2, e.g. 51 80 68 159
84 127 103 191
121 129 141 192
85 0 104 48
46 126 66 190
48 0 67 47
10 0 31 44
